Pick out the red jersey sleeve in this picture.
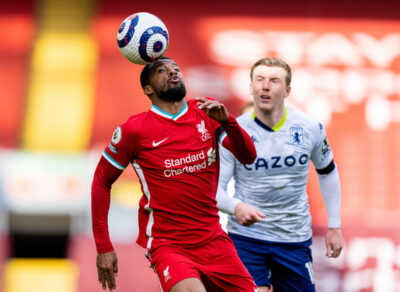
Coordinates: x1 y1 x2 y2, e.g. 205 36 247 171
102 118 140 170
92 118 140 253
193 98 256 164
218 114 257 164
91 156 122 253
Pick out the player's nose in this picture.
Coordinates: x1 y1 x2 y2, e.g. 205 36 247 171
262 80 271 90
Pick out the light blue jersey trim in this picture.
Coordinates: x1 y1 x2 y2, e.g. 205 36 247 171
219 132 227 144
102 150 126 170
151 101 188 120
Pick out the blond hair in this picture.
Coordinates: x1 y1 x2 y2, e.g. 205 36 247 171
250 57 292 86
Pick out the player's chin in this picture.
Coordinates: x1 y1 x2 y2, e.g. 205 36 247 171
257 103 273 112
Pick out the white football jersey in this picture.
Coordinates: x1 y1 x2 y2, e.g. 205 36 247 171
219 107 333 242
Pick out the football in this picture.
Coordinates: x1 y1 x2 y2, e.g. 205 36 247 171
117 12 169 65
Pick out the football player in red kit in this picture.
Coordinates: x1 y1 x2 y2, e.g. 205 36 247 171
92 57 258 291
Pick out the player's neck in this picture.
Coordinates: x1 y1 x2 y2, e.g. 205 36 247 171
254 105 285 129
152 99 186 115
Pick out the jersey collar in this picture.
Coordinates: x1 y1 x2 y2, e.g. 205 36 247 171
253 107 287 132
151 101 188 121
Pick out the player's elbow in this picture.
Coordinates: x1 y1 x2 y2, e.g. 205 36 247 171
237 149 257 164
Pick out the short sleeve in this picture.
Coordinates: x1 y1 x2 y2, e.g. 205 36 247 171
102 121 138 170
311 122 334 170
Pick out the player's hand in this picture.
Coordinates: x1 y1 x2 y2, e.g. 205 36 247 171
325 228 344 258
196 97 229 122
96 251 118 291
234 202 266 226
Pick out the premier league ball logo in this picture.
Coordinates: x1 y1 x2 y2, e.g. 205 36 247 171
117 12 169 65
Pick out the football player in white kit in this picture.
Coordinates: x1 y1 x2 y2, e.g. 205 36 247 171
217 57 343 292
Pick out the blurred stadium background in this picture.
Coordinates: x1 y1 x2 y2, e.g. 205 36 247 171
1 0 400 291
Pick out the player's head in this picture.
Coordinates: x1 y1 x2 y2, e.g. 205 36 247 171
249 57 291 113
250 57 291 87
140 57 186 102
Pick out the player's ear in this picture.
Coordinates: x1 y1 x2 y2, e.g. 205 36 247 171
143 85 153 96
284 85 291 98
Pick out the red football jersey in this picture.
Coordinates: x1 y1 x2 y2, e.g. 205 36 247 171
93 99 256 252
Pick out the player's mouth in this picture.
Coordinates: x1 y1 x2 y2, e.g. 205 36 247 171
260 95 271 100
169 76 180 83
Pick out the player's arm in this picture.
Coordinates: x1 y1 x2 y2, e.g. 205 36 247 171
92 123 134 291
216 146 240 214
196 97 256 164
311 123 343 258
216 146 265 225
92 156 122 291
312 123 344 258
92 156 122 252
219 115 257 164
217 186 265 226
316 160 344 258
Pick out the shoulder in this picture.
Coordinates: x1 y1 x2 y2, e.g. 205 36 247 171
187 97 218 109
186 98 198 109
287 107 328 148
287 107 321 130
119 111 151 137
187 98 209 118
186 99 201 116
124 111 147 127
236 111 253 127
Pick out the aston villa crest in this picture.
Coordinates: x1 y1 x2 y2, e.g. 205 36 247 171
290 127 303 145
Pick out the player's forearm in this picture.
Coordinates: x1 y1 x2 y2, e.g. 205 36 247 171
92 157 122 253
317 164 341 228
216 186 241 215
221 114 256 164
92 181 114 253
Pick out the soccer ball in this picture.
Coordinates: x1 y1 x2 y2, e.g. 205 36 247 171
117 12 169 65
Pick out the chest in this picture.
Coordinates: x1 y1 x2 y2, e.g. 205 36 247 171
135 115 219 172
242 125 314 174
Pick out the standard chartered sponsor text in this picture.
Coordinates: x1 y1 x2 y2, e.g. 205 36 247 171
164 161 207 177
164 150 207 177
164 151 205 167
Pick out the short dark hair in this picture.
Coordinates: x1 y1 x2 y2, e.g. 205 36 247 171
140 56 172 88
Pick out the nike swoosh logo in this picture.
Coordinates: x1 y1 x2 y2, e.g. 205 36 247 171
152 137 169 147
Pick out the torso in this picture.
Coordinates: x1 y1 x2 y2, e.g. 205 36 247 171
226 107 333 242
104 100 226 250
